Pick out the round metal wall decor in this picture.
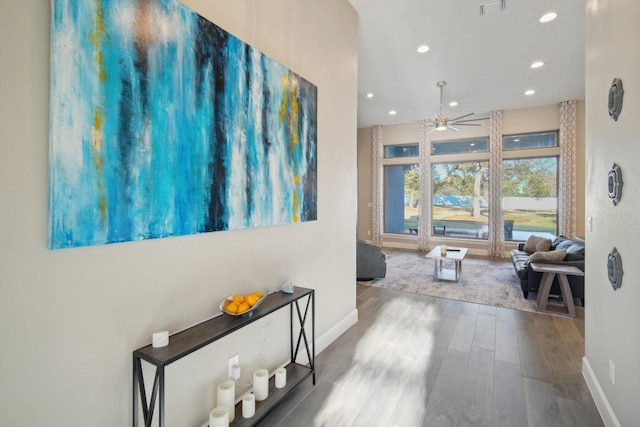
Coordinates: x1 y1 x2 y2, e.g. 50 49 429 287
608 163 623 205
608 78 624 121
607 247 623 290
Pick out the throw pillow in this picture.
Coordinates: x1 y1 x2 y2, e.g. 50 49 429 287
523 235 552 253
526 249 567 264
555 239 573 250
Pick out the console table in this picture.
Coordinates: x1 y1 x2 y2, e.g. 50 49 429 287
133 287 315 427
530 263 583 317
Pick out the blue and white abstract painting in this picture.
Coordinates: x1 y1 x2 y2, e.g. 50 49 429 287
49 0 317 249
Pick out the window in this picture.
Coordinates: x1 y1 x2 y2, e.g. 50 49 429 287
384 144 419 158
432 161 489 239
432 137 489 155
503 132 557 150
502 157 558 240
383 164 419 234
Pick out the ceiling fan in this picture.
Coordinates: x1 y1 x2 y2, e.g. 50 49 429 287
425 81 488 133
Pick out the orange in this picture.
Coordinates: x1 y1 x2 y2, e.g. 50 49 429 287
237 302 251 314
246 295 258 307
252 291 264 299
232 294 244 304
226 302 239 314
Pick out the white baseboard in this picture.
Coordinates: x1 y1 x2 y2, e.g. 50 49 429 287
316 309 358 354
383 241 417 250
582 357 621 427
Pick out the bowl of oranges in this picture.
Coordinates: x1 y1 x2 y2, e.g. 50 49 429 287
220 290 267 317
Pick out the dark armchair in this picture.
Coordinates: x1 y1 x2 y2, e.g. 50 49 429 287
356 240 386 281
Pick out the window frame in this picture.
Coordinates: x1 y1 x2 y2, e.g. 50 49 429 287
501 131 560 241
381 144 419 236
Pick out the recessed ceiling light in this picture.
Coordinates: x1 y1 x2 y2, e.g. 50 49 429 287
531 61 544 69
389 110 397 115
524 89 535 96
449 101 458 107
366 93 374 98
417 45 430 53
539 12 557 23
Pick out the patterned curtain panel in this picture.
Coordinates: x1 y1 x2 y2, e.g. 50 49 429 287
488 110 504 257
559 100 578 238
371 125 384 245
418 121 432 251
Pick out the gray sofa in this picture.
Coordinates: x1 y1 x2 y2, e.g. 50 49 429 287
510 235 585 306
357 240 386 281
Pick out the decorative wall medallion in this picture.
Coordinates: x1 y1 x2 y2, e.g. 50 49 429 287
608 78 624 121
607 163 623 205
607 247 623 290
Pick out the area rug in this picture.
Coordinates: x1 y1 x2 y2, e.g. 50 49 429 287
361 250 552 313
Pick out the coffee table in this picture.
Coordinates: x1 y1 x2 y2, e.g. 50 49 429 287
425 246 468 281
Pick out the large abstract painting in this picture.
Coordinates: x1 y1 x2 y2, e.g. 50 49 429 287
49 0 317 249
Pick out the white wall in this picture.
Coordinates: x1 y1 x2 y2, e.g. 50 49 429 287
584 2 640 425
0 1 358 426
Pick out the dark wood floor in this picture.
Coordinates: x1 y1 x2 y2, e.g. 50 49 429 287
257 283 603 426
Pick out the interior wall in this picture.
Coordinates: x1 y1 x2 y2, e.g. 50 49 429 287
0 1 358 426
356 103 586 250
584 2 640 425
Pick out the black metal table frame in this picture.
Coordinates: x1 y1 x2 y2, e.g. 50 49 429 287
133 288 315 427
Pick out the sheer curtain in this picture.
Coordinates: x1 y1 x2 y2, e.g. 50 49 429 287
371 125 384 245
488 110 504 257
417 121 432 251
559 100 577 238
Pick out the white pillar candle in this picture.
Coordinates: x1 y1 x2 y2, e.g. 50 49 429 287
253 368 269 401
242 393 255 418
275 367 286 389
152 331 169 348
209 406 229 427
216 380 235 422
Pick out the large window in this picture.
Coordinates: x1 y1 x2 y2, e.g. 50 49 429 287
502 157 558 240
383 164 419 234
432 161 489 239
380 131 561 242
502 131 559 240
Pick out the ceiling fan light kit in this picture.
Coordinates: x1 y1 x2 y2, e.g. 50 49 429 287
425 81 488 133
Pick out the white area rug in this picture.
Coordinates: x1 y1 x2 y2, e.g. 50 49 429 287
362 250 545 313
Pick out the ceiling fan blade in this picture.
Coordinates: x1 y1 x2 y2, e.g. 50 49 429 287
452 123 482 126
449 112 474 122
428 127 437 134
453 117 490 123
447 125 459 131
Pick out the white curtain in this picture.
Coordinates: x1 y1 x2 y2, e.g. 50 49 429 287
559 100 577 238
488 110 504 257
417 121 432 251
371 125 384 245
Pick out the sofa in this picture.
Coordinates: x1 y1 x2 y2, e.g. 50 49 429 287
357 240 386 281
510 235 585 306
